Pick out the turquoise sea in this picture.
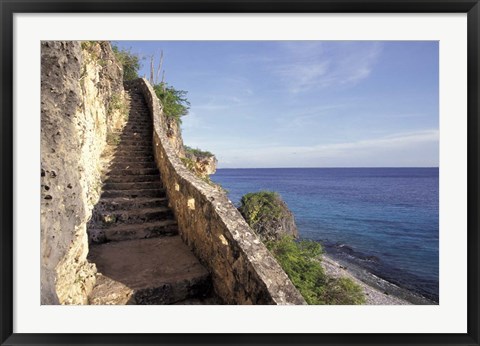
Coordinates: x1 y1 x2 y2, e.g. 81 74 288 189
211 167 439 302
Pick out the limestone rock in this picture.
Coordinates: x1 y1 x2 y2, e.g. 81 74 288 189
164 117 217 178
184 150 217 177
41 41 125 304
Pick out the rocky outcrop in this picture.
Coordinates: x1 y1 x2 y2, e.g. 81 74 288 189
165 118 185 158
137 79 306 305
41 41 126 304
238 191 299 242
184 147 217 178
164 121 217 179
195 155 217 176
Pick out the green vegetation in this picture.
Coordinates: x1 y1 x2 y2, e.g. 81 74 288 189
238 191 284 236
184 145 213 158
80 41 97 50
108 93 128 120
266 236 365 305
239 191 366 305
265 236 326 304
106 132 120 146
111 45 141 81
322 276 365 305
180 157 214 185
153 83 190 125
180 157 196 172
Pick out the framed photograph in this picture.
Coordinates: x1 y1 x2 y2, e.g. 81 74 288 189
1 0 479 345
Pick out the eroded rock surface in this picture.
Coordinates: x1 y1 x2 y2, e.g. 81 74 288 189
41 41 125 304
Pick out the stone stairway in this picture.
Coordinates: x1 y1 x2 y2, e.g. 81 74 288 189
87 84 217 305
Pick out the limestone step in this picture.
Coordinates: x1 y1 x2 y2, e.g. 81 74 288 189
125 117 148 121
124 120 150 126
124 113 147 116
87 274 135 304
120 126 150 131
123 125 149 129
113 141 151 147
116 144 152 150
105 167 159 176
95 206 173 226
89 219 178 243
94 196 168 211
114 145 152 151
104 174 161 183
118 129 150 134
121 126 149 131
117 124 151 129
116 130 152 137
88 236 211 304
101 188 165 199
119 128 149 133
117 136 151 142
112 152 154 162
173 296 223 305
117 140 152 147
103 181 162 191
108 161 157 170
113 148 153 156
109 155 154 163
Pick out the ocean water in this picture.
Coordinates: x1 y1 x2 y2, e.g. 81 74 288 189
211 168 439 302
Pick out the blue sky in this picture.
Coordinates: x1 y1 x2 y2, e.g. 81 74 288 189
114 41 439 168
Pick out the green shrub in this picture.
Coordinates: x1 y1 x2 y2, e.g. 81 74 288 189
323 277 366 305
238 191 283 233
111 45 141 81
184 145 213 158
81 41 97 50
108 93 128 120
180 156 215 186
106 132 120 146
267 236 365 304
266 236 328 304
180 157 196 172
153 83 190 124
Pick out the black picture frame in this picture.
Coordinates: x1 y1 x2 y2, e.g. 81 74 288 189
1 1 479 345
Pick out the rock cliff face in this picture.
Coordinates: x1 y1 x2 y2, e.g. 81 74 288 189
41 41 126 304
165 118 185 158
184 149 218 177
165 118 217 178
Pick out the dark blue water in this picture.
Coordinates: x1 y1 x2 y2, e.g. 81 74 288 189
211 168 439 302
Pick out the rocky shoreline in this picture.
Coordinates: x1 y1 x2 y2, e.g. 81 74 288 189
321 254 435 305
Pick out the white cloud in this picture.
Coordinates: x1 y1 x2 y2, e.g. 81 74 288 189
275 104 348 129
272 42 382 93
216 129 439 168
181 111 212 131
311 129 439 155
194 95 243 111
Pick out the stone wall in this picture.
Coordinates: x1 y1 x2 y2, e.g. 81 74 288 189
137 79 306 305
41 41 125 304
